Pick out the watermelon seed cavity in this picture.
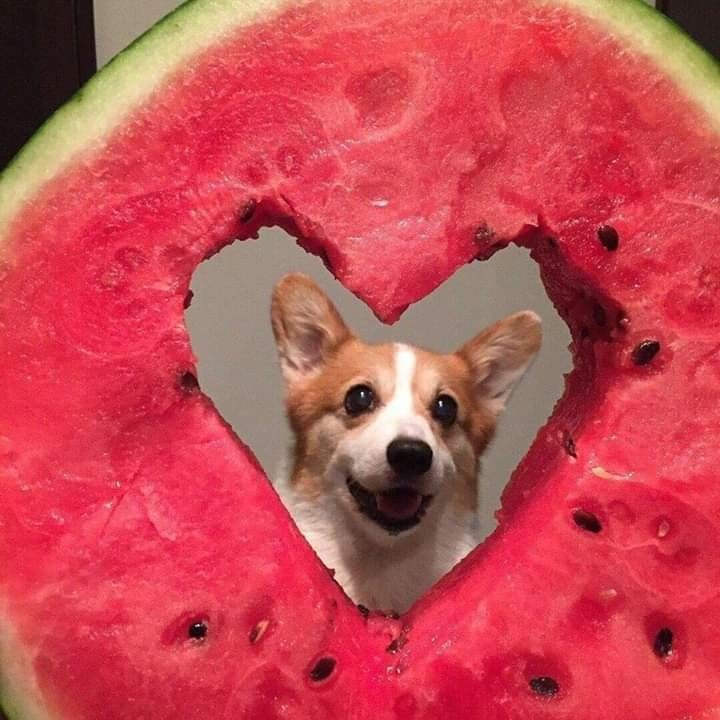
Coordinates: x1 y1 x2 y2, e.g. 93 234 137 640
562 432 577 458
572 509 602 534
653 628 674 659
386 625 411 654
180 371 199 392
529 676 560 698
597 225 620 251
238 199 257 223
474 223 495 244
632 340 661 366
309 656 337 682
249 619 270 644
593 303 607 327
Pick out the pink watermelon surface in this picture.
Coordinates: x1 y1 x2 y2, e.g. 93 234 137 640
1 0 720 717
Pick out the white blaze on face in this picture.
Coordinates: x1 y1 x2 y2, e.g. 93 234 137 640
335 344 449 495
385 344 432 441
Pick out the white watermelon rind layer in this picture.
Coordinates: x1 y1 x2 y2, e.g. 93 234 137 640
0 0 718 718
0 603 52 720
553 0 720 119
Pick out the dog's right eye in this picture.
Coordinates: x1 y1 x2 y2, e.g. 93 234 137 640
344 384 375 416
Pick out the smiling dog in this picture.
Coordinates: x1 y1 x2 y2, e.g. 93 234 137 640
271 273 541 613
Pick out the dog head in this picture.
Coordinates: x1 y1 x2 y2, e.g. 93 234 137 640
271 273 541 542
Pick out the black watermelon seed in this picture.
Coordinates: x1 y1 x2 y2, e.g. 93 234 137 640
239 199 257 223
180 371 199 392
188 621 208 641
654 628 674 658
573 509 602 534
598 225 620 251
309 657 336 682
183 290 194 310
357 604 370 617
529 676 560 698
562 433 577 459
632 340 661 366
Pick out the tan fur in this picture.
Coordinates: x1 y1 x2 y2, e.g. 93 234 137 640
287 340 397 497
285 341 501 509
409 348 497 512
270 273 541 612
458 311 542 413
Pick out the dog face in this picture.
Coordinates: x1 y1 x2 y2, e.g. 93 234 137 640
271 273 541 543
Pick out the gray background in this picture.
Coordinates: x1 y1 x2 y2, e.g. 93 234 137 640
91 0 660 536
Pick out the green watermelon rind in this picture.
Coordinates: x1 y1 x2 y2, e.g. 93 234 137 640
0 605 49 720
0 0 718 245
0 0 298 238
0 0 718 718
555 0 720 112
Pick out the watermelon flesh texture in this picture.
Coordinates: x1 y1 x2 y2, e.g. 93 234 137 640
2 0 720 717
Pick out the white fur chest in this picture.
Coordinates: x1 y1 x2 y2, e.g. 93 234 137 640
273 462 478 613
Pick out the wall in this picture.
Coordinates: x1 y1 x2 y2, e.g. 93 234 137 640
93 0 583 537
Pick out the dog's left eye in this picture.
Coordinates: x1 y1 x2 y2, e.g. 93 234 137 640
431 394 458 427
344 384 375 416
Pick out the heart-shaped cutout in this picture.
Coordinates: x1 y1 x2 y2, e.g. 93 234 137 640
1 0 720 717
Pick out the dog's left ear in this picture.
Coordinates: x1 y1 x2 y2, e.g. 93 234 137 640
458 311 542 414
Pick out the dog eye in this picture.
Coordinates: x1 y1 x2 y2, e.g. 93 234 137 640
431 394 458 427
344 384 375 416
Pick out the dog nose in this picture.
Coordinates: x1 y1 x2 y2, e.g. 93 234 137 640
386 437 433 477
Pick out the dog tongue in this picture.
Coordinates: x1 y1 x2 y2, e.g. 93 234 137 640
376 488 422 520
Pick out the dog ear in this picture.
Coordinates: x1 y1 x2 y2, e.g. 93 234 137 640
271 273 352 384
457 311 542 414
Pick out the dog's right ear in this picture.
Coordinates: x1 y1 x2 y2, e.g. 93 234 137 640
271 273 351 384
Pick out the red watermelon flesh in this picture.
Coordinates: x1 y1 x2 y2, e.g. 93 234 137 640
1 0 720 717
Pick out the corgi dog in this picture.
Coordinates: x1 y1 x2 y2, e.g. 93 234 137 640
271 273 541 613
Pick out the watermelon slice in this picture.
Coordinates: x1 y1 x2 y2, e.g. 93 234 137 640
2 0 720 717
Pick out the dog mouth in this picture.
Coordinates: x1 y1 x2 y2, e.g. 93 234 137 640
346 477 434 534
